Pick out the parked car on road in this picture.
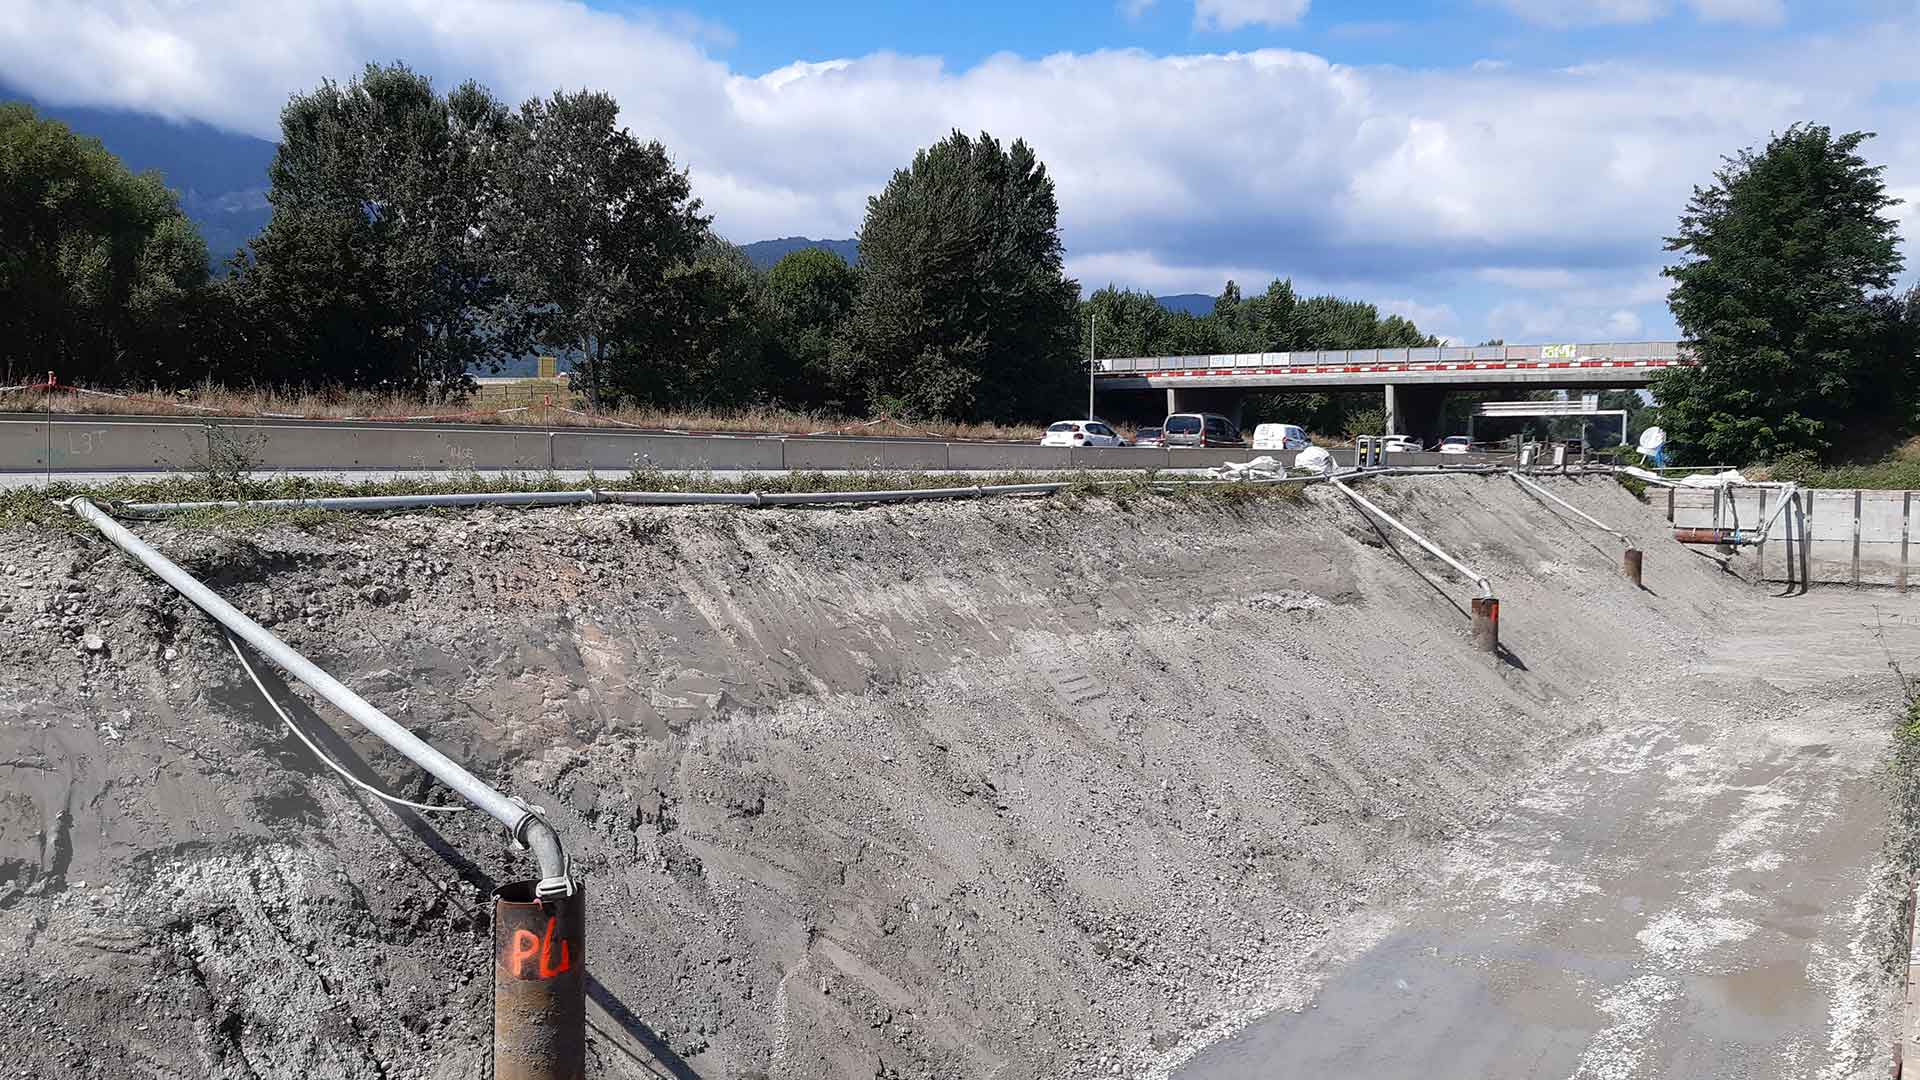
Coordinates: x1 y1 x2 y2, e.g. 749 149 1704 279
1438 435 1474 455
1251 423 1311 451
1161 413 1245 448
1040 420 1127 447
1133 426 1164 448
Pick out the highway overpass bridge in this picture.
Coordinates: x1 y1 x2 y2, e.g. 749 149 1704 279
1093 341 1686 442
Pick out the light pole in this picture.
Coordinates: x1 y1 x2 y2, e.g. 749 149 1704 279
1087 313 1096 421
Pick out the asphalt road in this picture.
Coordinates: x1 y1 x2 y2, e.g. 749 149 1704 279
1176 590 1913 1080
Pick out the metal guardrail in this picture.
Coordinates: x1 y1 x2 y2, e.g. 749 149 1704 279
1093 341 1687 375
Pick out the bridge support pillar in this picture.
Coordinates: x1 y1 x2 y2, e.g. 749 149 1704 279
1165 387 1246 428
1384 384 1447 447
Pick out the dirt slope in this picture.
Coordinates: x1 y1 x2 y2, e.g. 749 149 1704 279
0 476 1812 1078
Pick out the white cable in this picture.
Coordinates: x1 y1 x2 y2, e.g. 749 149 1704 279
224 633 470 813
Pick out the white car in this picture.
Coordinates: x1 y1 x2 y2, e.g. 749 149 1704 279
1251 423 1311 451
1381 436 1422 454
1438 436 1474 455
1041 420 1127 447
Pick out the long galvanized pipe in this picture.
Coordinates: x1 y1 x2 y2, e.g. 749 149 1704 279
113 465 1503 524
119 477 1322 516
1507 471 1630 544
63 496 573 896
1327 475 1495 598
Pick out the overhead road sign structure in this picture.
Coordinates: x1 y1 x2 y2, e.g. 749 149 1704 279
1468 396 1628 446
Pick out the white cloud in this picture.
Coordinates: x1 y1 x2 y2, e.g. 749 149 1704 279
1686 0 1785 25
1494 0 1785 27
1193 0 1311 32
1122 0 1159 18
1492 0 1668 28
1067 249 1280 297
1487 299 1648 341
1381 299 1460 339
4 0 1915 350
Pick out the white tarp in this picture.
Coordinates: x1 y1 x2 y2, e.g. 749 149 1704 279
1293 446 1334 476
1212 455 1288 480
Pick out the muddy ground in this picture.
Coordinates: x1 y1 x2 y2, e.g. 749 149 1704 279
0 475 1902 1078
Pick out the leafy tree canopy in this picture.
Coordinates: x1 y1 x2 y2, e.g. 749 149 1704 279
1656 124 1907 464
836 130 1081 421
0 102 208 386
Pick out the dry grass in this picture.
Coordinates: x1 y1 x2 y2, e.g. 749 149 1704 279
0 381 1049 443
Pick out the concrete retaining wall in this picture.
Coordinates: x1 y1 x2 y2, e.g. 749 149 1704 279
0 418 1511 478
1669 486 1917 587
553 432 785 472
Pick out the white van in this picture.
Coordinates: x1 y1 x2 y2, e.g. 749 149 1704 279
1251 423 1311 451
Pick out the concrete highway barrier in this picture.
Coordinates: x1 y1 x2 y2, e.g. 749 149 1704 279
553 432 785 472
0 417 1511 479
4 419 205 471
1070 446 1170 469
782 438 948 471
948 443 1071 470
244 425 552 471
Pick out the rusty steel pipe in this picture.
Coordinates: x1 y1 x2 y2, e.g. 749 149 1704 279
1624 547 1644 586
494 880 587 1080
1471 597 1500 653
1673 527 1735 545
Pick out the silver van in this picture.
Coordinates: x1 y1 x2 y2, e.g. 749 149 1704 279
1161 413 1245 448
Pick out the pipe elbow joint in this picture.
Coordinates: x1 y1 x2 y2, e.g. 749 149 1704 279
509 801 576 899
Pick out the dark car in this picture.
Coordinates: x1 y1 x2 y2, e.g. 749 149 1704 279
1161 412 1245 448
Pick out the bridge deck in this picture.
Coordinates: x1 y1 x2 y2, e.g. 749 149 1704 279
1094 342 1686 391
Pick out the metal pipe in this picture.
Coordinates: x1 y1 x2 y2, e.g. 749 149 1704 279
1507 471 1630 544
1673 527 1733 545
122 490 601 514
494 880 586 1080
117 468 1498 519
1327 475 1495 598
63 496 574 897
1471 597 1500 653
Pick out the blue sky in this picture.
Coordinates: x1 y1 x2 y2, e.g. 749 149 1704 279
690 0 1833 75
4 0 1918 345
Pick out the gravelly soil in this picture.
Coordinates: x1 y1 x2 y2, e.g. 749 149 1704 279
0 475 1886 1079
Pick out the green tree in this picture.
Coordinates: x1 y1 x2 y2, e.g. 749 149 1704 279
836 130 1080 421
230 64 527 394
763 248 859 410
504 88 708 407
1656 124 1906 463
612 238 770 408
0 103 209 386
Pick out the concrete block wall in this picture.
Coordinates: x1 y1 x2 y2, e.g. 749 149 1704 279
2 418 1494 478
1669 486 1917 587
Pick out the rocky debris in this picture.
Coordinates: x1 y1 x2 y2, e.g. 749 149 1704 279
0 478 1792 1079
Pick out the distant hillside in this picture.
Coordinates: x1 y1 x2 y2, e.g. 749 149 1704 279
4 86 278 265
741 236 859 270
1154 293 1215 316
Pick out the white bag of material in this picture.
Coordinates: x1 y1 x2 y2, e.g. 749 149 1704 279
1293 445 1334 475
1213 455 1288 480
1677 469 1751 488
